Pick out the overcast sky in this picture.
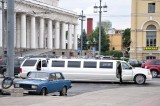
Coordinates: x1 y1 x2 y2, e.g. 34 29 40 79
59 0 131 32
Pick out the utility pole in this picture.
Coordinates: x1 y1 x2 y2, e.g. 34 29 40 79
1 0 4 60
79 10 85 56
7 0 14 78
94 0 107 55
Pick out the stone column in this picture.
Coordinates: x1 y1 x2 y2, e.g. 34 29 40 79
55 21 60 49
61 22 66 49
31 15 36 49
39 18 44 48
48 19 52 49
16 15 20 48
74 24 78 50
68 24 72 49
21 14 26 48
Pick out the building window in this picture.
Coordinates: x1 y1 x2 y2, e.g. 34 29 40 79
146 56 156 60
146 25 156 47
148 3 155 13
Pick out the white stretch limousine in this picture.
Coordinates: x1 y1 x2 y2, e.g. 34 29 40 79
19 58 152 84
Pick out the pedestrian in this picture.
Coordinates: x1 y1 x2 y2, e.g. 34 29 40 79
117 63 122 84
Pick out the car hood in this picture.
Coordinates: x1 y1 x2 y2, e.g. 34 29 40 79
133 67 150 73
15 79 48 85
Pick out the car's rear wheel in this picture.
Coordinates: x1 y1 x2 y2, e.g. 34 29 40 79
151 70 158 78
40 88 47 96
60 87 67 96
135 74 146 85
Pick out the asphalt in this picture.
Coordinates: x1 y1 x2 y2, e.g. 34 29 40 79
0 86 160 106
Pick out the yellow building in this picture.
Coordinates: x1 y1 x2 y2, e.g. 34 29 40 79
109 29 123 51
130 0 160 60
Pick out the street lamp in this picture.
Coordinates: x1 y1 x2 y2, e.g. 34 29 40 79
94 0 107 55
79 10 86 56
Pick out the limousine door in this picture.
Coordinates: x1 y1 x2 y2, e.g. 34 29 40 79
41 60 48 71
121 62 133 80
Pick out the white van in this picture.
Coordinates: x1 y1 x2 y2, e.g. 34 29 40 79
19 58 152 84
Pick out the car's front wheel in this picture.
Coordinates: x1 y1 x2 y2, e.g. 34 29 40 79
60 87 67 96
135 74 146 85
40 88 47 96
151 70 158 78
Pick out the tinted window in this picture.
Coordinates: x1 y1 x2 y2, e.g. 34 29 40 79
100 62 113 68
52 61 65 67
83 61 97 68
23 60 37 66
68 61 81 68
42 60 47 67
150 60 156 65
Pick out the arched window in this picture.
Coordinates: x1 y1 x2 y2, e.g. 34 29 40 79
146 25 156 47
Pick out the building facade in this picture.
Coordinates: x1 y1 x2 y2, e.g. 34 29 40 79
108 29 123 51
130 0 160 60
0 0 79 56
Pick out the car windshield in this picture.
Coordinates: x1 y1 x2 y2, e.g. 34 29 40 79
27 72 49 80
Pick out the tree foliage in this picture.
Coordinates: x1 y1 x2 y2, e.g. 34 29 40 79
123 28 131 49
78 29 88 50
88 27 110 54
105 50 123 59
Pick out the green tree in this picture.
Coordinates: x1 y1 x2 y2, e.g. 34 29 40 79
123 28 131 50
88 27 109 54
78 30 88 50
105 50 123 59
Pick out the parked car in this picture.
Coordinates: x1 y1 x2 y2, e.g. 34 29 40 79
140 60 147 68
0 58 24 77
14 71 72 96
145 59 160 78
128 59 140 67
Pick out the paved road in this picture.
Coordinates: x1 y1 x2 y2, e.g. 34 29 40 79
0 76 160 96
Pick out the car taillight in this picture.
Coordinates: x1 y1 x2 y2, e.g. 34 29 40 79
20 68 22 73
148 70 151 75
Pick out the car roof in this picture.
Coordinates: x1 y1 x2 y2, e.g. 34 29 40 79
30 71 61 74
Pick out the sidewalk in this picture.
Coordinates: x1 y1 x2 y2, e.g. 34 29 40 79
0 86 160 106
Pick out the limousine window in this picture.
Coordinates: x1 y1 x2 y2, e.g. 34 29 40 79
68 61 81 68
52 61 65 67
83 61 97 68
100 62 113 68
122 62 130 69
23 60 37 66
42 60 47 67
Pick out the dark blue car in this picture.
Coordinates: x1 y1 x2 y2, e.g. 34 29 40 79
14 71 72 96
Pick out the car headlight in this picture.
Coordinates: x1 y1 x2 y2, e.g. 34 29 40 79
15 84 20 88
31 85 38 89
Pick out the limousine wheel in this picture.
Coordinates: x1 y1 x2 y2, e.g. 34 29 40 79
40 88 47 96
135 75 146 85
60 87 67 96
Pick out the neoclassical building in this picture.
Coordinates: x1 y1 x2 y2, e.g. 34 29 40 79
0 0 79 56
130 0 160 60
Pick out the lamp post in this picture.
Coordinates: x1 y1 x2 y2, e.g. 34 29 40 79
79 10 86 56
94 0 107 55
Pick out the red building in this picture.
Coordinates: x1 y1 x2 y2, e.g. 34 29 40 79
87 18 93 37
